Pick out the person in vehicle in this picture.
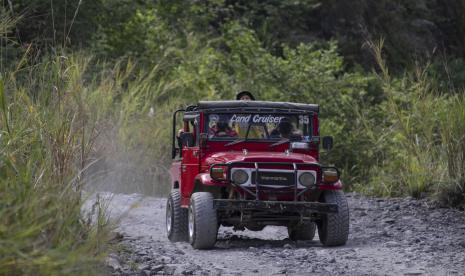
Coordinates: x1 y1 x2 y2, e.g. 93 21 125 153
176 121 195 157
214 121 237 137
208 115 237 138
236 90 255 101
234 91 261 138
270 118 302 139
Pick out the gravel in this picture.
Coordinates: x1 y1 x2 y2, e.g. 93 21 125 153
88 192 465 275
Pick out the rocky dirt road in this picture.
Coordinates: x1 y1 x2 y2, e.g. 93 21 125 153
98 192 465 275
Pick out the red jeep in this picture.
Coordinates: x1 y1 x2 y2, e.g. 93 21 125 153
166 100 349 249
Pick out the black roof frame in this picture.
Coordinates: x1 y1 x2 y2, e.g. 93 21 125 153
194 100 319 114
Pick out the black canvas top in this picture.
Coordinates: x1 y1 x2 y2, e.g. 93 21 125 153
197 100 319 113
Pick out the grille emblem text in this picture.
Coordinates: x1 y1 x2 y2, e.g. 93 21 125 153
260 176 288 181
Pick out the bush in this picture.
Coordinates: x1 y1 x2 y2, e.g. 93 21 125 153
351 41 465 205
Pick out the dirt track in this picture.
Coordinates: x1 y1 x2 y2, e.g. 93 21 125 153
95 192 465 275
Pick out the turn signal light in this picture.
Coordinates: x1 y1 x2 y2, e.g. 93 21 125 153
322 170 339 183
211 167 225 180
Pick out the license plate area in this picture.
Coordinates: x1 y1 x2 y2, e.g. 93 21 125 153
251 171 295 186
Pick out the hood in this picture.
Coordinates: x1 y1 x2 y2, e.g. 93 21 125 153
205 151 317 165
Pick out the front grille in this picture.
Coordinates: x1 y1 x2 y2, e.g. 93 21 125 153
251 171 295 186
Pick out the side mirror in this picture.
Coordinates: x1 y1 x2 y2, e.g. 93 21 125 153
322 136 333 151
172 148 181 159
199 133 207 148
180 132 195 147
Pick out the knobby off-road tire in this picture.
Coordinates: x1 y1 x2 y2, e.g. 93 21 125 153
166 190 188 242
287 222 316 241
188 192 218 249
317 190 349 246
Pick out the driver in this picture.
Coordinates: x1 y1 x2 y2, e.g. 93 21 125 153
270 118 301 139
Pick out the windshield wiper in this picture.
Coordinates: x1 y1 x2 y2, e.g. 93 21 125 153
225 138 246 147
269 138 290 148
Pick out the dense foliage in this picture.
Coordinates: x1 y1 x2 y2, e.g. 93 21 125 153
1 1 465 273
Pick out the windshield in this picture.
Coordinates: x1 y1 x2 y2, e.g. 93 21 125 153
205 113 312 141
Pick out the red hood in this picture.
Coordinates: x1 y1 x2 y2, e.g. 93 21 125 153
204 151 317 165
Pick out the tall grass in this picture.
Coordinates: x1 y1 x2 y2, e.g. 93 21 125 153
355 41 465 205
0 32 186 270
436 96 465 205
0 52 113 274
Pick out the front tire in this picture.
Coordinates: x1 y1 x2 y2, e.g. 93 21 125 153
317 190 349 246
288 222 316 241
166 190 188 242
188 192 218 249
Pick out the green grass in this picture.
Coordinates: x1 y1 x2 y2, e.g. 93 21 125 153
0 54 113 274
353 41 465 205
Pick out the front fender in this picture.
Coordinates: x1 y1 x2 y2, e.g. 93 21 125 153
194 173 228 187
189 173 227 204
319 180 343 190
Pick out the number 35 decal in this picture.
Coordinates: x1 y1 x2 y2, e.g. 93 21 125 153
299 115 309 124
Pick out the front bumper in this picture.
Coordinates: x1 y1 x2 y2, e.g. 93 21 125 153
210 161 340 201
213 199 338 214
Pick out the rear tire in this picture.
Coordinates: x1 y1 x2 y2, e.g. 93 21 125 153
166 190 188 242
188 192 218 249
288 222 316 241
317 190 349 246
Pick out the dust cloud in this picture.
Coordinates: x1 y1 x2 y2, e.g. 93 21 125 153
84 125 171 197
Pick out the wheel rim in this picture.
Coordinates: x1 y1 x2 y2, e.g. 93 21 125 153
188 205 194 240
166 200 172 234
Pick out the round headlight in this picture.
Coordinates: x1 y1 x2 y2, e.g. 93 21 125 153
299 172 315 187
232 169 249 185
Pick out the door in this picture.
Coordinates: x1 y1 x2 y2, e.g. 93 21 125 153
180 118 200 205
181 146 200 201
